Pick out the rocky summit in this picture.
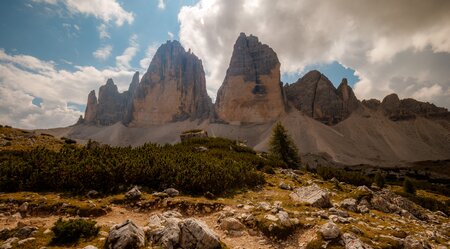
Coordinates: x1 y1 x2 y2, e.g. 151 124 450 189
82 72 140 126
285 70 360 125
215 32 286 124
131 40 212 126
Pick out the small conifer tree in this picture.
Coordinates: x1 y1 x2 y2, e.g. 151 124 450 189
269 122 300 168
403 178 416 195
373 172 385 188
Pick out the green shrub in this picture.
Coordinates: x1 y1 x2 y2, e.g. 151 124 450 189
269 122 300 168
0 137 267 196
403 178 416 195
51 218 99 244
396 191 449 215
374 172 385 188
306 234 325 249
317 166 372 187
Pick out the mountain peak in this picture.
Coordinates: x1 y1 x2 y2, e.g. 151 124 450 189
215 33 286 123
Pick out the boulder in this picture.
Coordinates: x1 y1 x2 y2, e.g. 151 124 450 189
163 188 180 197
14 226 38 239
342 233 373 249
289 184 331 208
404 236 426 249
0 237 19 249
147 212 222 249
104 220 145 249
279 182 292 190
179 218 222 249
125 186 141 200
320 222 340 240
219 217 245 231
340 198 358 212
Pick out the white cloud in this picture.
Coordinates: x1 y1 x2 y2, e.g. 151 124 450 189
93 45 113 60
97 23 110 39
158 0 166 10
33 0 134 26
139 43 159 70
168 31 174 39
0 49 136 129
116 34 139 69
178 0 450 108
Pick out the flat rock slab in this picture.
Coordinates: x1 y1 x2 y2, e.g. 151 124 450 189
289 184 331 208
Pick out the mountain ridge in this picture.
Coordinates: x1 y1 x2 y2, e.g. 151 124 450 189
71 33 450 165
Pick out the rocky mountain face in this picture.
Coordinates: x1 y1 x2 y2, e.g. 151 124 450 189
361 93 449 121
81 33 448 129
82 41 212 126
215 33 286 124
131 40 212 126
285 70 360 125
82 72 139 126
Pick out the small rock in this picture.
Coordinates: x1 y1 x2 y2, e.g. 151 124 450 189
83 246 98 249
257 202 271 211
17 237 35 246
43 229 52 235
329 207 349 218
219 217 245 231
15 226 38 239
163 188 180 197
277 211 291 227
86 190 100 199
125 186 142 200
340 198 358 212
320 222 340 240
18 202 28 216
404 236 425 249
279 182 292 190
153 192 169 198
264 214 279 222
342 233 372 249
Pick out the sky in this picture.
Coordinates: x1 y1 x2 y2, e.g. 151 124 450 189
0 0 449 129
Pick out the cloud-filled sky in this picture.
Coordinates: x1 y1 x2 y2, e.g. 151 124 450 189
0 0 449 129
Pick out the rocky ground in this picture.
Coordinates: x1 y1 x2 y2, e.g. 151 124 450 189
0 169 449 249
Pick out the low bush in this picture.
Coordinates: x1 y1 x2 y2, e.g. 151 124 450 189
51 218 99 244
317 166 372 186
403 178 416 195
0 137 268 196
396 192 449 215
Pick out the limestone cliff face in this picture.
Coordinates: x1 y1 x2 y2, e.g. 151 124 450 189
285 70 357 125
84 90 98 124
82 73 139 126
123 71 140 124
215 33 286 124
337 78 360 118
131 41 212 126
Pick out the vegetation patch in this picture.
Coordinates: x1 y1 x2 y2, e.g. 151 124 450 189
316 166 372 187
51 218 99 245
0 137 269 196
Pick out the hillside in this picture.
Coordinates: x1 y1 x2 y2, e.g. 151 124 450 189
40 105 450 166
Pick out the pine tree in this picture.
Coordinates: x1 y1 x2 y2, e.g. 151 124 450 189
403 178 416 195
269 122 300 168
373 172 385 188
